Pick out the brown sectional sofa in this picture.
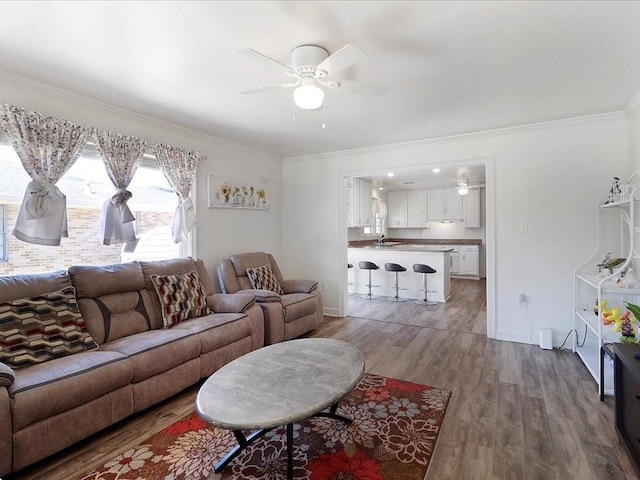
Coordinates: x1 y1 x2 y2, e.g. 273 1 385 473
0 257 264 477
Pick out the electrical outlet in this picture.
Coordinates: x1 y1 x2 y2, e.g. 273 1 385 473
320 282 326 292
519 293 527 305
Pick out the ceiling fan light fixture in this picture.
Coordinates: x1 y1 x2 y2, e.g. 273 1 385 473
457 180 469 195
294 80 324 110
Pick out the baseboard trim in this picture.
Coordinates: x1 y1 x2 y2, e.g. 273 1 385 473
323 307 340 318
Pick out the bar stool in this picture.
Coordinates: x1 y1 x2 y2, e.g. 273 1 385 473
358 261 380 300
385 263 408 302
347 263 354 296
413 263 437 306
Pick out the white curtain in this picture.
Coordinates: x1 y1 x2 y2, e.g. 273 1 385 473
0 103 90 246
93 130 147 245
153 144 204 243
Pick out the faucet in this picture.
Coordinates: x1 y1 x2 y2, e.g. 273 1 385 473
377 234 385 245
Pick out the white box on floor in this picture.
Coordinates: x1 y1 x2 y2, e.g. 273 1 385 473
539 328 553 350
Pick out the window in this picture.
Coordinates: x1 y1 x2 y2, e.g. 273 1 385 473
0 204 7 262
0 144 180 275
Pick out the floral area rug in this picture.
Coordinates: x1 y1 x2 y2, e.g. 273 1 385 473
79 373 451 480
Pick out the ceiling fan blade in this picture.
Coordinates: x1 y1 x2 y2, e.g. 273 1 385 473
239 49 298 77
239 82 298 95
331 80 388 96
316 44 366 76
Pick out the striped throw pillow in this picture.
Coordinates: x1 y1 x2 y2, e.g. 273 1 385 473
0 286 98 369
150 270 211 328
246 264 284 295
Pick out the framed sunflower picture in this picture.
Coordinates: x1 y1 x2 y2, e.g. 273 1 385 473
207 176 270 210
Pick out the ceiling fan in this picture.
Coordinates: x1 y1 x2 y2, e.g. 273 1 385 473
238 44 388 110
457 178 485 195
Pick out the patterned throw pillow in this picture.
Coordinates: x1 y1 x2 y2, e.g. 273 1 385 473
0 286 98 369
150 270 211 328
246 264 284 294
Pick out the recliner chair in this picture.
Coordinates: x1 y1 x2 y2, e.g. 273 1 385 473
217 252 323 345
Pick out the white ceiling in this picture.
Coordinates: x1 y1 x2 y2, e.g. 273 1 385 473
0 0 639 164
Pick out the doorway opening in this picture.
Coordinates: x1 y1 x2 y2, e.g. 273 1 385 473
341 158 495 338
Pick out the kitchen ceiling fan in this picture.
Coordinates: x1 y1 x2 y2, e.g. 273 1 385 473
238 44 388 110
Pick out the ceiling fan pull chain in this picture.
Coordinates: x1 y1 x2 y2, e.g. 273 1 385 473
322 101 326 129
292 97 296 123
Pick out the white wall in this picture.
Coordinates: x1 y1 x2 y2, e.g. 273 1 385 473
282 114 628 344
629 95 640 172
0 72 283 288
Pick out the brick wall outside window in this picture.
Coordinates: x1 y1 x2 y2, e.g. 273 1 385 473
0 205 174 275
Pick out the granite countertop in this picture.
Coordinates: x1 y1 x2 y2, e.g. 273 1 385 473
355 244 454 252
349 238 482 248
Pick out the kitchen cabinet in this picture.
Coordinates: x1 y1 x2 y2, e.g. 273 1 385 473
387 191 407 227
347 178 374 227
387 190 428 228
449 250 460 274
573 172 640 398
428 188 462 220
460 246 479 276
407 190 428 227
463 188 481 228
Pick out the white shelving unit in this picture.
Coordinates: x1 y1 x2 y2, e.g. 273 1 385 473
573 173 640 399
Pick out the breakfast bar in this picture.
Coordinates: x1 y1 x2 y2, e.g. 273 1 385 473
348 244 452 302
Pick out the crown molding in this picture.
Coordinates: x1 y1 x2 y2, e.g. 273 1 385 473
284 111 625 163
624 90 640 118
0 70 280 162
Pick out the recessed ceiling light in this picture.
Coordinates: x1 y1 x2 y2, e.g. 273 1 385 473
387 172 394 177
432 168 440 173
379 186 384 190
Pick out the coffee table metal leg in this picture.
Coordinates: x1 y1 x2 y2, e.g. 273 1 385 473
214 402 352 476
213 428 272 473
314 402 353 424
286 423 293 480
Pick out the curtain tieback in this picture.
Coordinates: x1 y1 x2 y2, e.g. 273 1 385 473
26 181 63 219
110 189 135 223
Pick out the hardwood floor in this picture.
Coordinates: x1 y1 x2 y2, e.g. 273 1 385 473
6 278 638 479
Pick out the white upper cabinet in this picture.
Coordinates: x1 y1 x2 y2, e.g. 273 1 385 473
428 188 462 220
463 188 481 228
387 190 428 228
387 191 408 227
346 178 374 227
407 190 428 227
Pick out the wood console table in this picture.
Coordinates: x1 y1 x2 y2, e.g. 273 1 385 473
613 342 640 476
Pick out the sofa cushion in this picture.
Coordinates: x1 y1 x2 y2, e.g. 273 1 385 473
0 270 71 303
9 350 132 431
281 293 317 323
0 362 15 387
69 262 155 343
0 287 98 369
150 271 211 328
100 328 200 382
246 265 284 294
172 312 251 353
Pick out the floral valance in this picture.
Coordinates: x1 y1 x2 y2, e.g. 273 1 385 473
0 101 206 246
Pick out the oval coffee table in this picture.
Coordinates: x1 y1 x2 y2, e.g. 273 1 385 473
196 338 365 479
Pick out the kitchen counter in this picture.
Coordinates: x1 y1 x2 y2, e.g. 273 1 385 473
348 238 482 247
355 244 454 252
348 246 450 302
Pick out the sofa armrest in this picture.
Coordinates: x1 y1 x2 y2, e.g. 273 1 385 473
207 293 255 313
237 288 282 302
280 279 318 294
0 362 15 387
